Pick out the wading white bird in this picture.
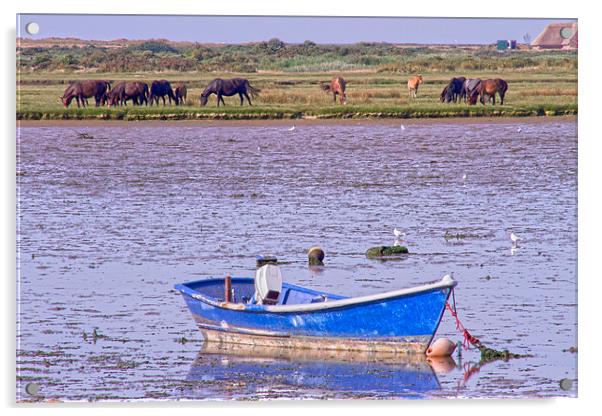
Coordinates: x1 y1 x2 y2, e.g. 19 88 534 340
288 125 296 131
510 231 522 244
400 124 406 131
393 228 405 239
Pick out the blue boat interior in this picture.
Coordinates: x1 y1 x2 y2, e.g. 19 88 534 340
181 277 346 306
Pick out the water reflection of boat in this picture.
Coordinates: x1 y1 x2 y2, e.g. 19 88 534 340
175 271 456 353
187 342 448 398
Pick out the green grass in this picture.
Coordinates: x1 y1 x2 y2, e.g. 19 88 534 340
17 70 577 120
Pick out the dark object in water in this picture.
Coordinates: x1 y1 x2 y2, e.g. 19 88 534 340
308 246 325 266
256 255 278 268
479 346 530 364
366 245 409 258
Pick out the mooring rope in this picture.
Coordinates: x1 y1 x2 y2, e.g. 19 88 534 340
445 289 484 350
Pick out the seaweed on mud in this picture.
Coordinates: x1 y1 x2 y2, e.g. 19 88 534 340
76 132 94 140
444 230 485 241
478 346 531 364
365 245 409 258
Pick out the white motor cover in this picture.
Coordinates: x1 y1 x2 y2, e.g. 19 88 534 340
254 264 282 305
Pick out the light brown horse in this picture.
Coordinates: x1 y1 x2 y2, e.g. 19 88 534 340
321 76 347 104
407 74 423 98
478 78 508 105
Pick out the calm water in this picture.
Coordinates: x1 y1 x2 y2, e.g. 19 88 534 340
16 119 577 401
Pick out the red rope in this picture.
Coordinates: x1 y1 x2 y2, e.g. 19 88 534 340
445 289 483 350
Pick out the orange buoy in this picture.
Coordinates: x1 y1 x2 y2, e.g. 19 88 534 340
426 356 457 374
426 337 457 357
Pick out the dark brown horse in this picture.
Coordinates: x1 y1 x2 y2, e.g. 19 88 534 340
174 83 187 105
149 80 176 106
478 78 508 105
321 76 347 104
200 78 260 106
440 77 466 103
60 80 111 108
106 81 148 107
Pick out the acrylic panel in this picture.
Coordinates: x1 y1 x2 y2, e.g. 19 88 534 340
16 14 577 402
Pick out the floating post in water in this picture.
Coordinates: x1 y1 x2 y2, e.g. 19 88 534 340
256 255 278 268
224 275 232 303
308 246 325 266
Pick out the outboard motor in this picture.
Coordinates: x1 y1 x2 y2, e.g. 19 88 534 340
254 264 282 305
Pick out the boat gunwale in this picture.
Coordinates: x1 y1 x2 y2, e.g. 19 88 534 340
175 276 456 314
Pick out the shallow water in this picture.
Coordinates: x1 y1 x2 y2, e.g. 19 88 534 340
16 118 577 401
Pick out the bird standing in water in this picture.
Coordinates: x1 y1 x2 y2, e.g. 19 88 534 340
510 231 522 245
394 228 405 239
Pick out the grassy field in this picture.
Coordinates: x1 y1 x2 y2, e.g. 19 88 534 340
17 70 577 121
16 39 577 120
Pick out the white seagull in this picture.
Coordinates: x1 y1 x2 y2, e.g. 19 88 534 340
400 124 406 131
442 272 454 281
288 125 296 131
462 173 467 181
510 231 522 244
393 228 405 239
517 127 522 133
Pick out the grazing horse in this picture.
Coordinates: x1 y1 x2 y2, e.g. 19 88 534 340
407 74 423 98
440 77 466 103
478 78 508 105
465 78 482 105
106 81 148 107
174 83 187 105
60 80 111 108
321 76 347 104
200 78 260 106
149 80 176 106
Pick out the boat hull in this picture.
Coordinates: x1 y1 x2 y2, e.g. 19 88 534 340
176 277 455 354
197 324 431 353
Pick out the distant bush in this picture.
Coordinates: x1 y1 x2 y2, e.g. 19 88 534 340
17 40 577 74
129 41 179 54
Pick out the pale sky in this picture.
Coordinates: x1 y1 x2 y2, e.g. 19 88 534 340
17 14 576 44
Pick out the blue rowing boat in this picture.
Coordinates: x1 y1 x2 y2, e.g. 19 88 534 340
175 268 456 354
